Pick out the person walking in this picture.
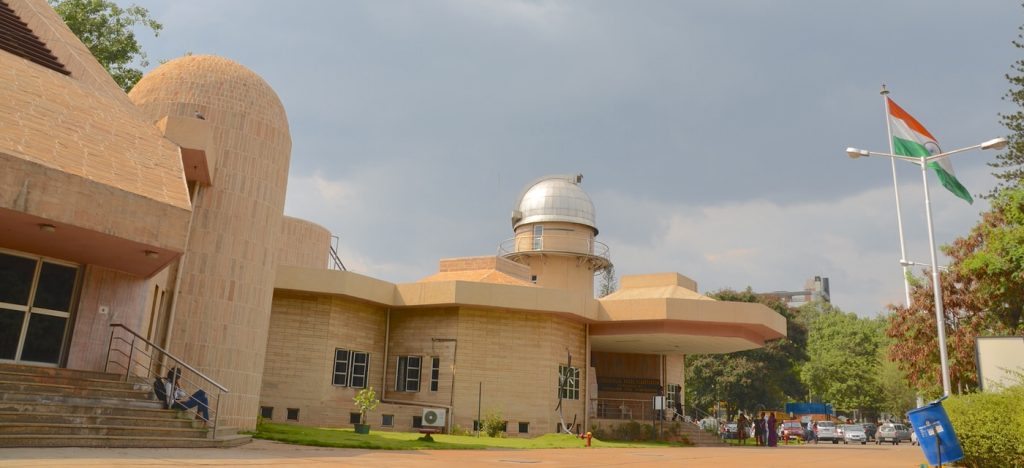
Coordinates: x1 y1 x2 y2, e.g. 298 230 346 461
767 412 778 447
754 411 764 446
737 411 748 445
672 386 683 421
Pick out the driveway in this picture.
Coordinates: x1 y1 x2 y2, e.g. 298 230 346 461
0 439 929 467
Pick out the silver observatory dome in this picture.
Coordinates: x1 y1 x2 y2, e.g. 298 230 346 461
511 174 597 234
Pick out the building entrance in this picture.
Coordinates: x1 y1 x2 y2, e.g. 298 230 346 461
0 250 79 366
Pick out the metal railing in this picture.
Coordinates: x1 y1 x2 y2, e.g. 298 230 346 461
594 398 661 421
329 235 347 271
104 323 229 439
497 234 611 268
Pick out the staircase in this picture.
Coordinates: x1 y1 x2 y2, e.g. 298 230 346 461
0 363 249 448
670 422 729 447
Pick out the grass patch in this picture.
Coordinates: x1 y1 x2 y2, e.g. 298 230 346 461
250 422 682 450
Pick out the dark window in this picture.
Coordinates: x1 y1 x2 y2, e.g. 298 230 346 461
350 352 368 388
260 406 273 419
530 275 538 283
382 414 394 427
287 408 299 421
33 262 77 311
19 313 65 363
412 416 423 429
473 420 480 431
333 349 350 386
558 366 580 400
396 356 421 392
519 422 529 433
430 357 440 392
349 412 361 424
0 309 25 360
0 252 36 305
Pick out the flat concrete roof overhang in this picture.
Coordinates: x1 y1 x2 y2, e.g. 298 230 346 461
274 266 600 320
591 297 787 354
0 154 191 277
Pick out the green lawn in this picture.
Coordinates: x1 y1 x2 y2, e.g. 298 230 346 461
250 422 682 450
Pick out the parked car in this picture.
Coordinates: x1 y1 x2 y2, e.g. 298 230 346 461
876 423 912 444
720 422 738 439
862 423 877 441
814 420 840 444
842 424 868 444
780 421 805 442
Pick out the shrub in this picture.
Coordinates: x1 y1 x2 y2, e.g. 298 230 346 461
480 410 506 438
352 387 379 425
450 424 472 436
943 384 1024 468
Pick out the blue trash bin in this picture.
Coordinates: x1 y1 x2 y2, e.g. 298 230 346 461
906 397 963 466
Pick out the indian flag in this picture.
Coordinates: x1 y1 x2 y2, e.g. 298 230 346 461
887 97 973 204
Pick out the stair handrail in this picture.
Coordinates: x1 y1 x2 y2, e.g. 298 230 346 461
106 323 228 392
105 323 229 439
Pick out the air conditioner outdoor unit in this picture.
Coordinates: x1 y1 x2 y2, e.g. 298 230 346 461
422 408 446 427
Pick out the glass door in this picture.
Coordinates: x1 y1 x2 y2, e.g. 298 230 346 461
0 250 79 366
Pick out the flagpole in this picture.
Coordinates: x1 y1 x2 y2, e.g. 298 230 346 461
881 84 913 308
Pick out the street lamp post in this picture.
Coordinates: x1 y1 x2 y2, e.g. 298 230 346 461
844 137 1007 397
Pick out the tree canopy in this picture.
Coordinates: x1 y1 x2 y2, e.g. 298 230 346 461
50 0 161 92
799 303 884 413
685 289 807 417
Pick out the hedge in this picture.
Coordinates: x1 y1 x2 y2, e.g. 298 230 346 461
943 384 1024 467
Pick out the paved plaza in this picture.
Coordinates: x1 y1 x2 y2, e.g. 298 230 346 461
0 439 930 467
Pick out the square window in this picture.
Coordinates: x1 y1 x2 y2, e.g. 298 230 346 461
518 422 529 433
287 408 299 421
350 412 361 424
260 406 273 420
412 415 423 429
382 414 394 427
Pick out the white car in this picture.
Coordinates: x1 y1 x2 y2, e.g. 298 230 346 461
842 424 867 444
814 421 840 444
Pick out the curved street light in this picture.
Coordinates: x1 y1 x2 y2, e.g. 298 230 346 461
843 136 1007 397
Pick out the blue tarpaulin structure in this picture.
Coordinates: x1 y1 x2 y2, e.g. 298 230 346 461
784 402 834 415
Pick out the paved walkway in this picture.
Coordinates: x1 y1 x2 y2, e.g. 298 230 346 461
0 440 929 467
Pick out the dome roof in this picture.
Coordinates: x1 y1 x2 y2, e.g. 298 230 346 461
512 174 597 233
129 55 290 136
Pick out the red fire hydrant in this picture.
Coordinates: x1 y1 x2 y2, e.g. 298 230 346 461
585 431 592 447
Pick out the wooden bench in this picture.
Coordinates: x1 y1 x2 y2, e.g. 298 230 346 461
418 427 441 441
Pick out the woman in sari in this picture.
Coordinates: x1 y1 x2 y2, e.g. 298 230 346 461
767 412 778 447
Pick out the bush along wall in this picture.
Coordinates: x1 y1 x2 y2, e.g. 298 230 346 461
942 384 1024 468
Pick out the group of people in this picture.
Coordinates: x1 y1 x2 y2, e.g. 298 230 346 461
731 411 778 446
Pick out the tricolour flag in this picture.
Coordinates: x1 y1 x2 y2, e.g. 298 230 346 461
887 97 973 204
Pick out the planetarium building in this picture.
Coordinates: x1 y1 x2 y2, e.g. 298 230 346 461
0 0 785 445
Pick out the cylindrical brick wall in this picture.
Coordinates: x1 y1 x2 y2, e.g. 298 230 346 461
277 216 331 270
129 55 291 430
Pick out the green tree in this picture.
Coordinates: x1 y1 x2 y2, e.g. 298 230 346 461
799 306 883 414
598 266 617 298
685 289 807 417
953 187 1024 332
50 0 162 92
988 9 1024 193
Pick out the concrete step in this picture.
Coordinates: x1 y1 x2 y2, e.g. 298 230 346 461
0 433 251 448
0 422 207 438
0 411 200 429
0 391 165 410
0 364 122 381
0 401 176 418
0 369 152 391
0 381 151 401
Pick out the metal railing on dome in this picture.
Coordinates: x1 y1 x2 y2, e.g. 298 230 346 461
104 323 228 439
497 234 611 264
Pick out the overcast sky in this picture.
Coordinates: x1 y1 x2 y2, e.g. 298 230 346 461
133 1 1020 316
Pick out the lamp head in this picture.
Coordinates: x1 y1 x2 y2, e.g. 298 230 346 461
981 137 1009 151
846 147 869 159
